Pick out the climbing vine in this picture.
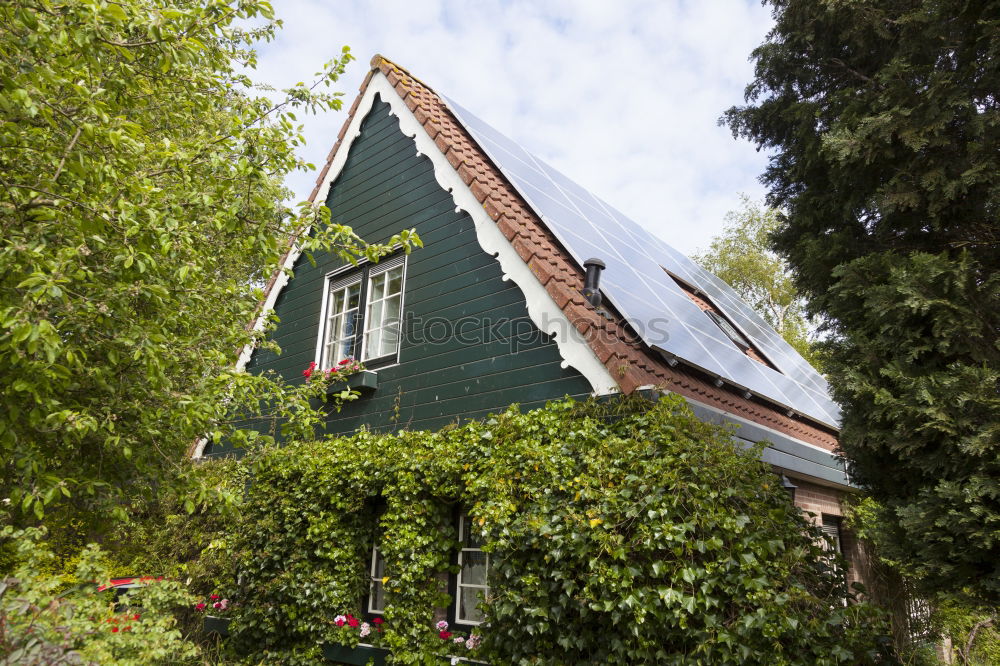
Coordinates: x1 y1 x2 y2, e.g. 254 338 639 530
224 395 893 664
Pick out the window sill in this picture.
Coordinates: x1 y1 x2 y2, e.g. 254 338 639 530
326 370 379 396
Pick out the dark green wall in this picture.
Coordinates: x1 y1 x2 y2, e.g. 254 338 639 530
208 94 591 452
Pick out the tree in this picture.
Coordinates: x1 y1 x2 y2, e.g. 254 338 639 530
724 0 1000 602
0 1 418 529
694 195 821 368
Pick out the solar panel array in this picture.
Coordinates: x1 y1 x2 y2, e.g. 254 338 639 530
443 96 840 428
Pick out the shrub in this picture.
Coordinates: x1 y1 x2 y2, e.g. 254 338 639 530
229 396 894 664
0 528 200 665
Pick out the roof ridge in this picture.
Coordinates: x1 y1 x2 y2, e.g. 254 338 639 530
369 54 440 97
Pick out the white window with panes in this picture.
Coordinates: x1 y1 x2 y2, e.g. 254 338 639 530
318 255 406 370
368 545 385 615
455 514 490 625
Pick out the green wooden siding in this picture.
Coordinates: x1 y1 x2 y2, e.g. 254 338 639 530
207 95 591 453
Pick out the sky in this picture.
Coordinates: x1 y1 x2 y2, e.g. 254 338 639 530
254 0 776 257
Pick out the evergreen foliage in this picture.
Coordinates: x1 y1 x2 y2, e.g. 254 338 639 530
227 397 893 665
724 0 1000 600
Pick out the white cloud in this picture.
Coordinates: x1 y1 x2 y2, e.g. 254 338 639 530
253 0 773 256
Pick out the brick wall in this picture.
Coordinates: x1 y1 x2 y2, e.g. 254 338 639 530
793 479 866 588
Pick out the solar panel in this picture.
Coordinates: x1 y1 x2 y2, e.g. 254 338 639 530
442 96 841 427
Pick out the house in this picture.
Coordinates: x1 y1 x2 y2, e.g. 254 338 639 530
196 55 867 609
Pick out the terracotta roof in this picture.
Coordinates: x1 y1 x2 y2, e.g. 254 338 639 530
295 54 840 452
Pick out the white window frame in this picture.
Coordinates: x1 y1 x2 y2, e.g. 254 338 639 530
368 544 385 615
454 513 490 626
315 254 408 370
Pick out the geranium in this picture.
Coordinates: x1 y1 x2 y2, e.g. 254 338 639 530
338 358 351 365
111 627 119 633
302 361 317 380
439 630 452 640
359 622 371 638
453 635 465 644
466 634 481 649
372 617 383 625
435 620 448 631
195 603 206 612
347 615 359 629
334 614 347 627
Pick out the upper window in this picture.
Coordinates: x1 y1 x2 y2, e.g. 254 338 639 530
319 255 406 369
454 514 490 625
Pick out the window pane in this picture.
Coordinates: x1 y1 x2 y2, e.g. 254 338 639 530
332 290 346 313
383 294 401 323
462 521 484 548
369 273 385 302
382 324 399 353
347 284 361 309
370 548 385 613
364 328 382 360
386 267 403 295
459 587 485 624
368 300 384 329
461 551 488 586
343 311 356 339
339 336 355 360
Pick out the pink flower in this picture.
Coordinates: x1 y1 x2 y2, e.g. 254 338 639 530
439 630 452 640
219 599 228 610
466 634 481 649
453 635 465 644
436 620 449 631
213 602 221 609
359 622 371 638
334 615 347 627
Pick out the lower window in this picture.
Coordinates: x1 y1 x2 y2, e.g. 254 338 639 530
368 545 385 615
454 513 490 625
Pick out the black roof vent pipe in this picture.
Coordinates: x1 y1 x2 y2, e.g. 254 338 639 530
582 258 605 308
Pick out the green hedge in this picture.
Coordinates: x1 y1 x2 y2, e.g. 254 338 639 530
227 395 894 664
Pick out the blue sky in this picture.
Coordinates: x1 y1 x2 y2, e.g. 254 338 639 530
254 0 775 256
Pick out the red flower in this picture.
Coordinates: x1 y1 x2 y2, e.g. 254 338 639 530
347 616 359 629
124 626 132 632
133 614 140 621
210 594 219 600
111 627 119 633
439 630 452 640
372 617 383 625
303 361 317 380
195 603 206 611
338 358 351 366
335 618 346 627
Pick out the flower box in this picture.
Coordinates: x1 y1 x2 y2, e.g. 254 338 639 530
322 642 390 665
326 370 378 395
203 615 231 636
